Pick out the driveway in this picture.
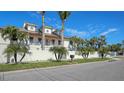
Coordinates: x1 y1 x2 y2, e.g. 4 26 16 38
1 60 124 81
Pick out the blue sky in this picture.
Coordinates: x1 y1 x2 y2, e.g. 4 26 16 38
0 11 124 44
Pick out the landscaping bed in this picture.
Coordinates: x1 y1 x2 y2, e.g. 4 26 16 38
0 58 111 72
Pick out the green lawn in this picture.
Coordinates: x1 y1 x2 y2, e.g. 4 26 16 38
0 58 111 72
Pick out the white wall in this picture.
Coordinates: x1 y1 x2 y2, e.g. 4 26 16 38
22 45 55 62
0 35 110 64
0 44 8 63
0 33 10 44
0 33 9 63
64 40 69 49
67 51 99 60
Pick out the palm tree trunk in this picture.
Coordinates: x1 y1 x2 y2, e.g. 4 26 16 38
87 53 89 58
58 53 60 60
82 53 85 58
20 53 25 62
61 21 64 46
14 52 17 64
42 15 45 50
55 53 58 61
60 53 63 60
101 53 104 59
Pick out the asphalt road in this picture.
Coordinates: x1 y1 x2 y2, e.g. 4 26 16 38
1 60 124 81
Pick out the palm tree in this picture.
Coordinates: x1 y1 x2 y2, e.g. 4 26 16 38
98 36 106 48
58 11 71 46
1 26 18 42
122 40 124 55
98 46 109 59
38 11 46 50
1 26 19 63
49 46 68 61
89 37 98 50
1 26 29 63
18 31 29 62
4 43 20 63
19 45 29 62
78 39 94 58
122 40 124 47
3 43 28 63
69 36 83 51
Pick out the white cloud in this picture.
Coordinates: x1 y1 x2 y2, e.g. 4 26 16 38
65 28 87 37
88 24 105 34
55 24 61 29
100 28 118 36
28 12 40 19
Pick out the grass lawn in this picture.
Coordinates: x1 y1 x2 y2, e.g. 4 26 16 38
0 58 111 72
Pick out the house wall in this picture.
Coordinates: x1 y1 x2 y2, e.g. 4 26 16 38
0 35 109 64
67 51 99 60
22 45 55 62
0 44 8 63
0 33 10 63
64 40 70 49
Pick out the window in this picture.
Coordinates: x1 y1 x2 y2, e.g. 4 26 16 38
47 30 49 32
52 40 55 45
24 25 28 30
30 26 34 30
58 40 61 45
46 39 50 45
38 38 42 44
69 41 73 45
29 37 33 44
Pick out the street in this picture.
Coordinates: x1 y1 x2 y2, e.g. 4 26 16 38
1 60 124 81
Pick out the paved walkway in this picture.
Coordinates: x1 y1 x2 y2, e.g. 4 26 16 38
1 60 124 81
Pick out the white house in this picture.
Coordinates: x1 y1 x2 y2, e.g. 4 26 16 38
0 23 100 63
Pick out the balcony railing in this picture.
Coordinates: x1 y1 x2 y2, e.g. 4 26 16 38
28 41 62 46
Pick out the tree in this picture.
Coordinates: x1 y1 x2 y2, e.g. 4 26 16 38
17 31 29 62
4 43 19 64
79 39 95 58
79 47 94 59
108 43 124 56
1 26 19 63
76 39 94 58
4 43 29 64
19 45 29 62
98 46 109 59
109 44 121 52
97 36 108 58
1 26 18 42
38 11 46 50
122 40 124 55
58 11 71 46
69 36 83 51
49 46 68 61
97 36 106 48
89 37 98 50
122 40 124 47
1 26 29 64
